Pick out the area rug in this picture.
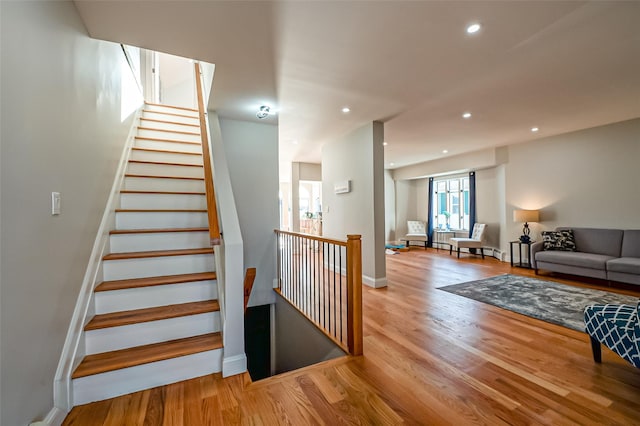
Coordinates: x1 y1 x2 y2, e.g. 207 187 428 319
438 274 639 332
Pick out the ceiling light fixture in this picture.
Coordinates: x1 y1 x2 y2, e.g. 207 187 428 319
292 140 298 145
383 142 388 146
531 127 539 132
467 23 481 34
443 150 449 154
390 162 395 166
462 112 472 119
256 105 271 119
341 107 351 113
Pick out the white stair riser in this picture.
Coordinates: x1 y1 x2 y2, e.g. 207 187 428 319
120 193 206 210
123 176 205 192
139 118 200 133
130 149 203 165
127 162 204 178
137 128 201 143
145 104 198 117
142 110 199 126
94 280 218 314
110 231 210 253
72 349 222 406
115 211 208 230
85 312 221 354
103 253 215 281
134 138 202 154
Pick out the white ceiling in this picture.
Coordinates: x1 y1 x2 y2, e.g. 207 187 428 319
74 1 640 180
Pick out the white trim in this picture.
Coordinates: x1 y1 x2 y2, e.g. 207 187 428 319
222 353 248 377
53 108 142 412
363 275 388 288
30 406 66 426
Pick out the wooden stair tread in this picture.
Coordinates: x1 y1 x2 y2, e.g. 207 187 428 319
72 332 222 378
140 117 199 128
142 109 199 120
109 227 208 235
113 209 207 213
85 300 220 331
145 102 198 113
135 136 201 145
95 272 217 292
103 247 212 261
132 147 202 156
137 127 200 136
128 160 203 168
120 190 205 195
124 174 204 181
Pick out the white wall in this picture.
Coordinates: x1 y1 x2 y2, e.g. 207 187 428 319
218 118 279 307
503 119 640 245
322 122 386 287
0 2 134 424
390 118 640 260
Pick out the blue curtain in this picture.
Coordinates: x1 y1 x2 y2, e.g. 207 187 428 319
427 177 434 247
468 171 476 237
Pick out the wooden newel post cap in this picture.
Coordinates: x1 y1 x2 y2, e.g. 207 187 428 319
347 235 362 240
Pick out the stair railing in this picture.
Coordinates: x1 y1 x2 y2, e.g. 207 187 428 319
274 230 363 356
194 62 221 246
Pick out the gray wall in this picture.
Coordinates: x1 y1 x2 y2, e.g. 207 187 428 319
274 295 345 374
219 118 279 307
391 118 640 260
321 122 386 286
0 2 134 424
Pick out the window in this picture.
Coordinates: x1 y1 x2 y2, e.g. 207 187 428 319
433 176 470 231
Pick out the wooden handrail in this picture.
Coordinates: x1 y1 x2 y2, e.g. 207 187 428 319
244 268 256 313
274 229 363 356
275 229 348 246
194 63 221 246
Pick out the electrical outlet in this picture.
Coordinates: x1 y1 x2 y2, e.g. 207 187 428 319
51 192 61 215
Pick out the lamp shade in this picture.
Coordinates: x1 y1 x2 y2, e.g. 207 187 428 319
513 209 540 223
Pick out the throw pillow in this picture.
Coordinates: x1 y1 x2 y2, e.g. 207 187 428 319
542 230 577 251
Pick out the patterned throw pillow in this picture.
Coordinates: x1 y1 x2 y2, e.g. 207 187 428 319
542 230 577 251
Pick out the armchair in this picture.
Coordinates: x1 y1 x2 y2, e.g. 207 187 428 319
584 303 640 368
449 223 487 258
400 220 428 249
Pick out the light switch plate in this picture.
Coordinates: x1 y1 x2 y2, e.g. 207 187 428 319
52 192 61 215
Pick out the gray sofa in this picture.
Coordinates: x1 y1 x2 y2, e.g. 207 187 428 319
531 227 640 285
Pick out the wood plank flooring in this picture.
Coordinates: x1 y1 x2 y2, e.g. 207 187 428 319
63 248 640 425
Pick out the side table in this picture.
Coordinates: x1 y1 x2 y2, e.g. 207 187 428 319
510 240 534 268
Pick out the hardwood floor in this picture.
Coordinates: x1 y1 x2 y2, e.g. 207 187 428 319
63 248 640 425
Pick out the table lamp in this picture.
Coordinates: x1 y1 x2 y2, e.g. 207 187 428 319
513 209 540 243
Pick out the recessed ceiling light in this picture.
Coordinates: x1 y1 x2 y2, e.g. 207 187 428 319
467 23 481 34
292 140 298 145
443 150 449 154
390 162 395 166
341 107 351 113
383 142 388 146
462 112 472 119
531 127 539 132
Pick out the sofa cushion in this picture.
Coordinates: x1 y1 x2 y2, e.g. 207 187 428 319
535 250 615 270
621 230 640 258
607 257 640 275
557 227 623 257
542 230 576 251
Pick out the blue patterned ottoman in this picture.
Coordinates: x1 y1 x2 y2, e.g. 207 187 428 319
584 303 640 368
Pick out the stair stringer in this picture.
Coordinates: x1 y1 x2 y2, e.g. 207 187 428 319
206 111 247 377
52 108 143 413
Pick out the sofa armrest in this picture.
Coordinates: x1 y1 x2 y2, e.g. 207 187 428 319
530 241 544 270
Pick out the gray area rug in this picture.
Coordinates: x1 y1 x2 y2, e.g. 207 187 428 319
438 274 639 332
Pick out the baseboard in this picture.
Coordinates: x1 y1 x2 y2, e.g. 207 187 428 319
363 275 387 288
30 406 67 426
222 353 247 377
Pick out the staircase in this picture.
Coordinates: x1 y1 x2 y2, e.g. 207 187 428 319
71 103 223 406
